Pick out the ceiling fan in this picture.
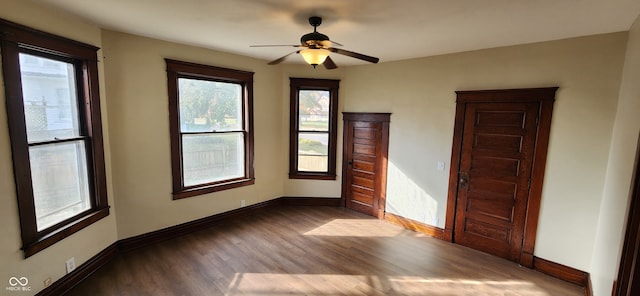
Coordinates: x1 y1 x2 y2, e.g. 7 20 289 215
251 16 379 69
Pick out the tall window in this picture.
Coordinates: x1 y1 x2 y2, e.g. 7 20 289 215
0 19 109 257
289 78 339 180
166 59 254 199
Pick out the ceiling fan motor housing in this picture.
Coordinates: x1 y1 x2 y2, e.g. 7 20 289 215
301 32 330 48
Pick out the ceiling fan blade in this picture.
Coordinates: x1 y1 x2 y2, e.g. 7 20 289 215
328 40 343 47
329 48 379 64
267 51 299 65
323 56 338 69
250 44 302 47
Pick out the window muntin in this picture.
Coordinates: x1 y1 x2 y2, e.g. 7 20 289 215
1 18 109 257
289 78 339 179
166 59 254 199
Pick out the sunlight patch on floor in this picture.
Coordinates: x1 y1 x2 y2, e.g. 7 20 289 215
225 273 551 296
303 219 406 237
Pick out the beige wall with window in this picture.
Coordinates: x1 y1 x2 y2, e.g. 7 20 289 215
101 30 285 239
1 1 638 295
281 65 345 197
0 0 118 294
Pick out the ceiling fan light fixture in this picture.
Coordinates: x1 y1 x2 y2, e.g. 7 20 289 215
300 48 330 68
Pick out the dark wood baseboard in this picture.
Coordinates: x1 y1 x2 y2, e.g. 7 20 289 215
533 256 590 287
281 196 342 206
119 198 282 252
36 243 118 296
384 212 445 240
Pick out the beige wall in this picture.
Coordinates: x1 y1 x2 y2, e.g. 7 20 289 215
0 1 118 295
342 33 628 271
1 1 638 294
101 30 285 239
591 15 640 296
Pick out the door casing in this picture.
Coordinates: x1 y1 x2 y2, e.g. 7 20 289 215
615 133 640 296
445 87 557 267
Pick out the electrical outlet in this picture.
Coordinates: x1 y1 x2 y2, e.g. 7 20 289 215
65 257 76 274
44 277 52 287
241 199 246 207
437 161 445 171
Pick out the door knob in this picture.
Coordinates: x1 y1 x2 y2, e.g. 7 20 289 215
459 172 468 189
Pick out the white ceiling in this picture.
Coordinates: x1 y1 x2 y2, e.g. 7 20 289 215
38 0 640 66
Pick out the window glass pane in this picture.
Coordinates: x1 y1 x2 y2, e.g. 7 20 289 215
298 90 329 131
29 141 91 231
182 133 245 186
178 78 242 133
19 53 80 143
298 133 329 172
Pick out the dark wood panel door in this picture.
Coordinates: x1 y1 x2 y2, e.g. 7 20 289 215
446 87 557 266
454 102 539 261
342 113 390 218
615 134 640 296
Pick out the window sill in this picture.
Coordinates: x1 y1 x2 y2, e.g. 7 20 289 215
173 178 255 200
23 207 110 258
289 173 337 180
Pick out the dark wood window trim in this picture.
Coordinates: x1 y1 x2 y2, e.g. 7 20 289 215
0 18 109 258
444 87 556 268
166 59 255 200
289 78 339 180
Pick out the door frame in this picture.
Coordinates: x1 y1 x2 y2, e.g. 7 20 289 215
444 87 557 267
615 133 640 296
341 112 391 218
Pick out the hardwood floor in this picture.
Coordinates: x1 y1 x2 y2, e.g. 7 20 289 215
66 206 584 295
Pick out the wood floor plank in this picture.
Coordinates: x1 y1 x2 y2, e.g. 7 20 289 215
66 206 584 296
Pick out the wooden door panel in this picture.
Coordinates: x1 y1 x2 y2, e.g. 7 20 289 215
471 156 520 176
352 175 374 188
347 121 380 216
343 113 391 218
353 160 374 172
354 143 376 155
475 110 525 127
454 101 539 261
353 126 377 139
446 88 556 266
353 153 376 162
466 198 514 221
351 185 374 196
474 134 523 152
464 218 511 242
352 191 374 205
